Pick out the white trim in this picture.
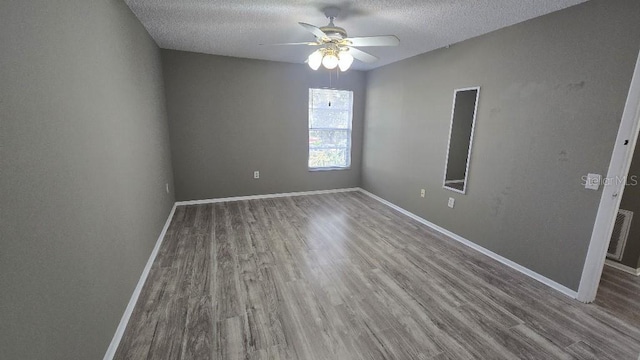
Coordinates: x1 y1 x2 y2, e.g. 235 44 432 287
357 188 578 299
103 204 177 360
578 50 640 303
604 259 640 276
308 166 351 172
444 179 465 184
175 188 360 206
443 86 480 195
308 88 354 170
444 185 466 195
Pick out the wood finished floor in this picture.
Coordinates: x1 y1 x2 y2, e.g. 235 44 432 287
114 191 640 360
595 265 640 331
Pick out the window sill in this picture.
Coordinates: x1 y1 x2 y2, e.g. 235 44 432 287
308 167 351 172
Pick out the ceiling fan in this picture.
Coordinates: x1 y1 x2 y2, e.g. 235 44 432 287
262 6 400 71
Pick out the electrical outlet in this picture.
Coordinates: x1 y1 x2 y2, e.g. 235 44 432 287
585 173 601 190
253 170 260 179
420 189 425 198
448 197 455 208
165 183 169 194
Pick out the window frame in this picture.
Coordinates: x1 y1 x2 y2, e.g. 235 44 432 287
307 88 354 171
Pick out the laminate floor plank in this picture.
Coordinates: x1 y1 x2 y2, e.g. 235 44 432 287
114 192 640 360
565 340 618 360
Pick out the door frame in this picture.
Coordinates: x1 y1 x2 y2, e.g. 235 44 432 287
577 50 640 303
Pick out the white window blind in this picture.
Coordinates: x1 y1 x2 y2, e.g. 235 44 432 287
308 88 353 169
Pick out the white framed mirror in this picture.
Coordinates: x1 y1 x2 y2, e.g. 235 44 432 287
443 86 480 194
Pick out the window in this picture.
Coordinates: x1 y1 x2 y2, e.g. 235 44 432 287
308 88 353 169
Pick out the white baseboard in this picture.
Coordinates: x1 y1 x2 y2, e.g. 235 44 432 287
103 204 177 360
604 259 640 276
175 187 360 206
357 188 579 299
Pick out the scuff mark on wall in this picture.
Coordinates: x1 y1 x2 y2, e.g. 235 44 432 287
559 150 569 162
566 81 586 91
492 186 511 217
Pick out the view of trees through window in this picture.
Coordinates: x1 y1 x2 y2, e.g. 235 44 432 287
308 88 353 169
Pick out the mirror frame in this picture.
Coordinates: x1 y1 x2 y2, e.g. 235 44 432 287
443 86 480 194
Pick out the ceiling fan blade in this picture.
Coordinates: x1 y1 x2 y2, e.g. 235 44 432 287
345 35 400 47
347 47 378 63
298 22 328 40
259 42 320 46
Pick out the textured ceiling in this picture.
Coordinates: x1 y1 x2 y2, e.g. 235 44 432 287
125 0 588 71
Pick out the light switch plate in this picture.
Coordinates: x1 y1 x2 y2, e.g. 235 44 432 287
585 173 601 190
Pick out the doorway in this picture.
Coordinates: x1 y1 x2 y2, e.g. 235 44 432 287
594 138 640 326
578 50 640 303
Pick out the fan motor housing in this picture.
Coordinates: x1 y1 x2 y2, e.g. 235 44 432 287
320 26 347 40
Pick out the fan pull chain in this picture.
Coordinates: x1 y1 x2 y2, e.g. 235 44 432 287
327 67 340 90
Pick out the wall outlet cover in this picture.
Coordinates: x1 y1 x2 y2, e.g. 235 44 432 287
254 171 260 179
420 189 426 198
448 197 455 208
585 173 601 190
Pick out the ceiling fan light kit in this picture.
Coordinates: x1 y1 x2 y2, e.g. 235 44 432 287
308 47 354 71
308 50 323 70
338 51 354 72
262 6 399 72
321 52 340 70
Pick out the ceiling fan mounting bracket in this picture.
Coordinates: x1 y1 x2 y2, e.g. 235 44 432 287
323 6 341 21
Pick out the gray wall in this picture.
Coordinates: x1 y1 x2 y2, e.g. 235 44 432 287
619 140 640 268
362 0 640 291
162 50 366 201
0 1 174 359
